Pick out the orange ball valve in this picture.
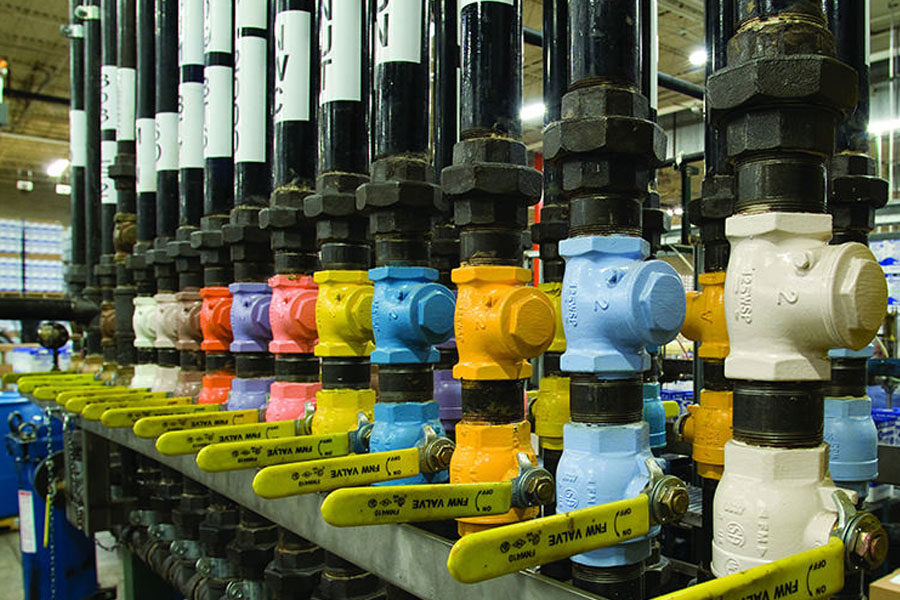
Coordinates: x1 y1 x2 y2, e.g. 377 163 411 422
200 286 233 352
682 271 729 361
198 373 235 405
268 274 318 354
450 421 539 535
452 266 556 380
678 389 733 480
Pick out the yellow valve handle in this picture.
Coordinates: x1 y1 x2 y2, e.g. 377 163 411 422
32 382 104 400
663 400 679 419
447 495 651 584
66 391 168 414
196 432 352 472
100 404 218 428
17 374 96 393
55 386 144 405
253 447 421 498
652 538 845 600
322 482 514 526
3 371 76 385
133 409 259 438
156 420 297 456
80 397 192 420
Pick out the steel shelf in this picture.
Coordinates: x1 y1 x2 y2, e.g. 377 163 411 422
79 418 598 600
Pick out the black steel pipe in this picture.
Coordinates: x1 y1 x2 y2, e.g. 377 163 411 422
459 0 522 137
432 0 457 176
234 2 273 208
704 0 733 176
115 0 136 215
178 0 204 228
203 0 234 216
83 0 102 289
4 89 70 106
657 72 703 100
0 298 100 325
135 0 156 242
272 0 318 190
569 0 639 89
100 0 117 257
825 0 869 154
68 0 87 288
155 0 179 238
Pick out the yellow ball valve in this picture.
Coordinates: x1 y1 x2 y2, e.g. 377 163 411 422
682 271 729 360
314 270 374 358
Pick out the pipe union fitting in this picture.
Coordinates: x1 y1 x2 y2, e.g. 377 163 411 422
314 270 374 357
452 266 556 380
200 287 234 352
370 266 455 364
133 296 158 348
229 282 273 353
560 235 686 377
268 274 318 355
724 212 887 381
154 293 179 349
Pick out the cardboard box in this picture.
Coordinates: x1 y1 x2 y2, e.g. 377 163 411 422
871 568 900 600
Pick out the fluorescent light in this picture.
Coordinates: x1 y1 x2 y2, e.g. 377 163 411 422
689 48 708 67
520 102 545 123
869 118 900 136
45 158 69 178
674 207 684 216
55 183 72 195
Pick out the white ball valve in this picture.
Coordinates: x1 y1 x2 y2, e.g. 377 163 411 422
724 212 886 381
132 296 158 348
154 292 179 349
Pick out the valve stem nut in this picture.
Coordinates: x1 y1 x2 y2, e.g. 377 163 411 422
422 437 455 473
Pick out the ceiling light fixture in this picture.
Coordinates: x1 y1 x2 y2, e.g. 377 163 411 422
689 48 708 67
45 158 70 178
520 102 545 123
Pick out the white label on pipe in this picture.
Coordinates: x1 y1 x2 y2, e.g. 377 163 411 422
156 112 180 171
100 64 118 131
320 0 362 102
234 35 267 162
117 67 136 141
101 139 118 205
204 65 233 158
69 110 87 167
274 10 311 123
179 81 205 168
236 0 267 29
375 0 422 65
17 491 36 554
649 0 658 110
180 0 205 66
204 0 233 53
136 118 157 192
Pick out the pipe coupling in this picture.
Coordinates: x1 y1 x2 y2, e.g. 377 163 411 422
560 235 686 377
268 274 318 354
724 212 887 381
452 266 555 380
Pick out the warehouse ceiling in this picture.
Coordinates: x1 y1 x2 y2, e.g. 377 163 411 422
0 0 897 193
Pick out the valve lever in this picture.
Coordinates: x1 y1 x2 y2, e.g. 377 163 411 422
445 459 688 584
55 386 144 405
133 408 261 438
251 425 454 498
66 391 167 413
79 395 188 419
100 403 221 428
321 452 552 527
156 419 297 455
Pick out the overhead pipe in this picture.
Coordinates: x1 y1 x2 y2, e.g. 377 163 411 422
258 0 322 424
707 0 888 576
110 0 138 379
193 0 235 405
82 0 104 368
127 0 160 389
676 0 734 582
170 0 206 399
97 0 119 380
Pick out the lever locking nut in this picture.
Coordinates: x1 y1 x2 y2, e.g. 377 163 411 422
848 516 889 571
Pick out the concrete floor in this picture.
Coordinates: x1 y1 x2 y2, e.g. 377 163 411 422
0 527 124 600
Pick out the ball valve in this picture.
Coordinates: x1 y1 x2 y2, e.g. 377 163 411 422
133 296 158 349
370 266 455 364
452 266 556 380
724 212 887 381
228 282 273 353
154 293 180 350
265 381 321 422
268 274 318 354
682 271 729 360
199 287 233 352
314 271 374 357
560 236 686 377
175 290 203 352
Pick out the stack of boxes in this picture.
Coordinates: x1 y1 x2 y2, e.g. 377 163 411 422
0 218 66 294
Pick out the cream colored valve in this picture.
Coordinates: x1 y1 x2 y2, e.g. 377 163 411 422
724 212 886 381
154 292 179 350
132 296 158 348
